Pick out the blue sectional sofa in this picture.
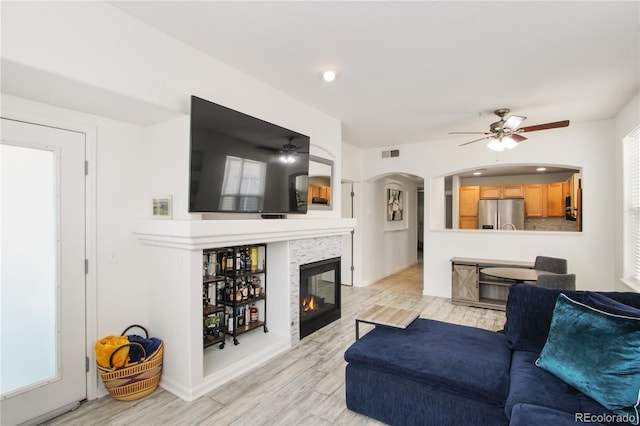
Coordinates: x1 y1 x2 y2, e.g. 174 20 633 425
344 284 640 425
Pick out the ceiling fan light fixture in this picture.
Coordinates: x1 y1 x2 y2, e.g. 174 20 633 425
322 70 336 82
502 136 518 150
487 138 505 152
280 154 296 164
487 136 518 152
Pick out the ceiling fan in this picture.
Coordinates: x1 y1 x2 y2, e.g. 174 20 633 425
450 109 569 151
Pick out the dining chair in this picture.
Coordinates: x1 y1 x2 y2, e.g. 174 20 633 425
533 256 568 274
537 273 576 291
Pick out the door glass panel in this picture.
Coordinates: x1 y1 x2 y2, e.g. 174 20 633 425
1 143 58 396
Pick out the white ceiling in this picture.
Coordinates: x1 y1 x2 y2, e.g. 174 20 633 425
111 1 639 149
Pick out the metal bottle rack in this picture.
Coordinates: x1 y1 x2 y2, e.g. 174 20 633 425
203 244 268 349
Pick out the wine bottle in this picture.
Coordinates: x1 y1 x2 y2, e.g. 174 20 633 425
250 246 258 272
250 303 258 322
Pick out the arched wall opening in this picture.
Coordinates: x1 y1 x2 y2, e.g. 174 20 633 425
358 172 425 290
433 163 582 232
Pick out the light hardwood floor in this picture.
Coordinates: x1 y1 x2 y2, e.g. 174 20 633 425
44 261 506 426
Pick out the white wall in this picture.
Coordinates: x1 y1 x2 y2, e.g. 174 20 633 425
361 120 618 296
614 92 640 291
142 117 193 220
342 143 364 183
1 1 343 219
1 1 344 399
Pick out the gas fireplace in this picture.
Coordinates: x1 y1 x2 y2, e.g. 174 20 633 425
299 257 341 339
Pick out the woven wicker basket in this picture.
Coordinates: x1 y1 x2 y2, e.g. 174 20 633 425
97 325 163 401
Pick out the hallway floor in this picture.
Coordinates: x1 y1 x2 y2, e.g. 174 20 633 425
368 259 423 294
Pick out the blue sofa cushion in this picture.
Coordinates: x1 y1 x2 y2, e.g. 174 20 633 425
506 351 632 424
346 363 509 426
509 403 604 426
344 318 511 406
503 284 640 353
584 292 640 318
536 294 640 424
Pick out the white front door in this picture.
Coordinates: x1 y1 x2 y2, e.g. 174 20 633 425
1 118 86 425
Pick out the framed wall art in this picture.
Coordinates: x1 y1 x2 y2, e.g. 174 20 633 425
387 189 403 221
384 184 408 232
152 196 173 219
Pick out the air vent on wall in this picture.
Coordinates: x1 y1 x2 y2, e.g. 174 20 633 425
381 149 400 158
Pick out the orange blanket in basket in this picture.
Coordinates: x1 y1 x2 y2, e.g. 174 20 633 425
95 335 130 368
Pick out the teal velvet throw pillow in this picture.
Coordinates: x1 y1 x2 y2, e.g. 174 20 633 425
536 294 640 425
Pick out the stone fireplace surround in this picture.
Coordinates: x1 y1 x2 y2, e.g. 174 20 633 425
134 218 355 401
289 237 343 345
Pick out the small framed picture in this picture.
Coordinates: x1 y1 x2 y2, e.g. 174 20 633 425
152 196 172 219
387 189 403 221
384 185 408 231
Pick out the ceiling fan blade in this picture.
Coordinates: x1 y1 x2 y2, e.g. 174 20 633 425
519 120 570 133
448 131 491 135
459 136 492 146
503 115 526 131
511 134 527 143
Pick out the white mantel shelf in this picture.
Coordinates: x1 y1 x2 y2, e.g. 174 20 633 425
134 218 357 250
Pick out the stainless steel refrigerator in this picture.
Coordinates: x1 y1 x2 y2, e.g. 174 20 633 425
478 198 525 230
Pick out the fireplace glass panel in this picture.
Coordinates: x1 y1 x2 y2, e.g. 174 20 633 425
301 271 336 319
299 257 341 339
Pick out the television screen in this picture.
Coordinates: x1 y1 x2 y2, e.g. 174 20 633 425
189 96 309 214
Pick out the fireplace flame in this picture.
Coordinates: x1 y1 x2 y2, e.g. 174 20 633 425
302 295 319 312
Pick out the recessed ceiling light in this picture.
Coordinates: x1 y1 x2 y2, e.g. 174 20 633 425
322 70 336 82
536 167 547 172
473 171 482 176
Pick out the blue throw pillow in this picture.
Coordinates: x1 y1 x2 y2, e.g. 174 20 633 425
535 294 640 425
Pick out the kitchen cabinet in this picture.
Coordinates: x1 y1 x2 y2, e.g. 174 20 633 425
479 185 524 199
566 175 579 218
459 186 479 229
308 184 331 206
459 217 478 229
525 184 543 217
479 186 501 199
451 257 534 310
525 182 567 218
502 185 524 198
547 183 564 217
